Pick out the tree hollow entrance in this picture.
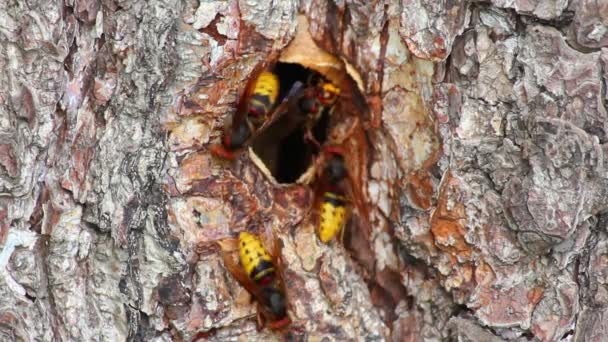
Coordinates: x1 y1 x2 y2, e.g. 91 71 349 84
251 62 331 184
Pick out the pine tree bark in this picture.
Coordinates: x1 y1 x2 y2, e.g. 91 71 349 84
1 0 607 341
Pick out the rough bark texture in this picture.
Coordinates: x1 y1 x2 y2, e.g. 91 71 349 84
2 0 608 341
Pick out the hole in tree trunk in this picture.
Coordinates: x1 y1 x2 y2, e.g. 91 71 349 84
251 62 331 184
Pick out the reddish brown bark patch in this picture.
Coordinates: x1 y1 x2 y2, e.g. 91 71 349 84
407 170 435 210
430 172 470 259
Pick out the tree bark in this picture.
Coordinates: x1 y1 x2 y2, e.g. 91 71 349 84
1 0 607 341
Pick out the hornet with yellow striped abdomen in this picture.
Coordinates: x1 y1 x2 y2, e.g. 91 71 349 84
239 231 277 285
247 71 281 125
314 145 350 243
217 231 291 331
210 66 281 159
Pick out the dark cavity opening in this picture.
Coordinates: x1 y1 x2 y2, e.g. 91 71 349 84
251 62 331 184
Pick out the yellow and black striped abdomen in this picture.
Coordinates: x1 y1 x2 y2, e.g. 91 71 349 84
239 232 275 283
318 192 347 243
248 71 279 121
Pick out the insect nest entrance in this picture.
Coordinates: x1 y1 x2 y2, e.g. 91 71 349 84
251 62 332 184
243 15 365 185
